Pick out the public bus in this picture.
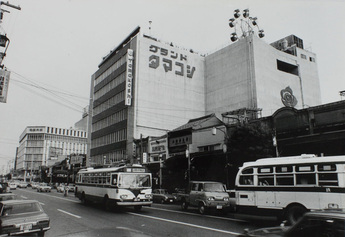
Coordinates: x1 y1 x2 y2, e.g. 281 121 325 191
233 154 345 224
75 164 152 211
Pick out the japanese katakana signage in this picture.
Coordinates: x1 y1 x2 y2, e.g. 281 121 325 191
148 44 196 78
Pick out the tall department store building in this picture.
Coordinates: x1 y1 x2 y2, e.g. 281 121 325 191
89 26 321 165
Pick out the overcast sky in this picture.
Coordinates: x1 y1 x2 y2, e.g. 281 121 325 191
0 0 344 173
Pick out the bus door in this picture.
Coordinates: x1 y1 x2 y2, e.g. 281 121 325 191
237 174 256 207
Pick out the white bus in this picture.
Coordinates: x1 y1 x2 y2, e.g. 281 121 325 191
233 154 345 224
75 165 152 211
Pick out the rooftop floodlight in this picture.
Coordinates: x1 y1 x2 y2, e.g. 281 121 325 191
234 9 241 18
230 32 238 42
251 17 257 26
258 30 265 38
229 18 235 28
243 9 249 18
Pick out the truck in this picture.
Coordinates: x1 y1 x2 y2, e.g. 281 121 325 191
179 181 232 214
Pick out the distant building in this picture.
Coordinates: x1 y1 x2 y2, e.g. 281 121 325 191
89 27 321 166
17 126 87 180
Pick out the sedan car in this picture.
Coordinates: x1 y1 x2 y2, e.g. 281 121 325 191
37 183 52 192
239 209 345 237
0 193 17 201
152 189 176 204
0 199 50 236
8 182 17 190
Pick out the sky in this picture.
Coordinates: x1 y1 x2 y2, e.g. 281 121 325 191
0 0 344 173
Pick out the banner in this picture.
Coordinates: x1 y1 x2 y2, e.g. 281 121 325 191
125 49 134 106
0 70 10 103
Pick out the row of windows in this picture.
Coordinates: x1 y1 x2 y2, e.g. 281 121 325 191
26 140 44 147
94 54 127 87
92 149 127 165
94 72 126 100
91 129 127 148
78 172 112 185
27 134 44 141
26 147 44 154
45 134 87 144
93 91 125 116
239 164 340 187
46 127 86 138
92 108 128 133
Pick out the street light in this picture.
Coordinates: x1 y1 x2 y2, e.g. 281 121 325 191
186 145 190 184
212 127 230 188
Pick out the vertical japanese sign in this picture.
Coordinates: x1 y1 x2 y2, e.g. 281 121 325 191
125 49 134 106
0 69 10 103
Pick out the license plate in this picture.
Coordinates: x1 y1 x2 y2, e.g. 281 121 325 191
216 205 223 209
20 224 32 231
134 198 140 202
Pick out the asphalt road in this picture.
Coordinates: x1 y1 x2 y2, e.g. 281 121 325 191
11 188 276 237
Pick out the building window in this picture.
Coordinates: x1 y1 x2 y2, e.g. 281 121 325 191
309 57 315 62
301 54 307 59
276 60 299 76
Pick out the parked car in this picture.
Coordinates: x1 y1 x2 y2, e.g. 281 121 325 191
239 209 345 237
0 199 50 236
0 193 17 201
17 181 28 188
8 182 17 190
152 189 176 204
56 184 65 193
37 183 52 192
31 182 39 189
67 184 75 192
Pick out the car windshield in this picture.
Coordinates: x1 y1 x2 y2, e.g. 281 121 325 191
118 174 151 188
1 202 42 216
204 183 225 192
0 195 16 201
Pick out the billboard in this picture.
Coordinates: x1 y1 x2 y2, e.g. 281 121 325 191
0 69 10 103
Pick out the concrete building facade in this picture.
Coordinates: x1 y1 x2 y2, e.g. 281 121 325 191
89 27 321 166
17 126 87 180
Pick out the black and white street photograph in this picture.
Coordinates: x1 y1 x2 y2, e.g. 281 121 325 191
0 0 344 236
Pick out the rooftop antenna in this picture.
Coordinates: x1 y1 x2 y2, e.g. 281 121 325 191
340 90 345 100
149 21 152 36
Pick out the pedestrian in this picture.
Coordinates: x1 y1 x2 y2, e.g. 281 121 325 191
64 184 68 197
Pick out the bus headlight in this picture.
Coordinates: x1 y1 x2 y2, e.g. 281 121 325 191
145 194 152 199
120 195 128 199
207 197 215 201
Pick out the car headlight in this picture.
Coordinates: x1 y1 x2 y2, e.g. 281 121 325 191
223 197 229 201
207 197 215 201
120 195 128 199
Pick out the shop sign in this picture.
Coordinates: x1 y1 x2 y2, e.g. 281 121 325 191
0 69 10 103
125 49 134 106
148 45 196 78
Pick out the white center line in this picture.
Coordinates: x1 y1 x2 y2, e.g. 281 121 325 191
57 209 82 219
128 212 240 236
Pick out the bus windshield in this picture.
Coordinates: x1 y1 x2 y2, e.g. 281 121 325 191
118 174 151 188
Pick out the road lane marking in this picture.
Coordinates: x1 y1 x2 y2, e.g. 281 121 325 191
57 209 82 219
16 189 80 203
148 206 247 223
128 212 240 236
20 195 28 199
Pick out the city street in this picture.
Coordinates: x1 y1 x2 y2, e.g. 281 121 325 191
12 188 274 237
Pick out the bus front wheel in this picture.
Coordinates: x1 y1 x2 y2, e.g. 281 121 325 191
285 205 307 225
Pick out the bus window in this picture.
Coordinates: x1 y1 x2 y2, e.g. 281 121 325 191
276 174 294 185
240 175 253 185
318 173 338 186
258 175 274 186
111 174 118 186
296 174 316 185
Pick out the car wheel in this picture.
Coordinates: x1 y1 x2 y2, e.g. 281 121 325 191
285 205 307 225
198 202 207 215
181 199 188 210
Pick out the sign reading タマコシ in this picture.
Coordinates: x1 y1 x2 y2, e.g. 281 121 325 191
148 45 196 78
125 49 134 106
